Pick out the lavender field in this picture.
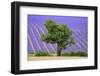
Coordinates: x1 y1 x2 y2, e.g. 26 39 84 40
28 15 88 55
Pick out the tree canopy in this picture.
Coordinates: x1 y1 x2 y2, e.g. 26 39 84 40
41 20 75 50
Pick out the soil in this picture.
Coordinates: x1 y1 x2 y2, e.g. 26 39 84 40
27 54 87 61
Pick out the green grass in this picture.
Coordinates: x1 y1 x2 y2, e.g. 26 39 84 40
62 51 87 57
28 51 87 57
34 51 52 56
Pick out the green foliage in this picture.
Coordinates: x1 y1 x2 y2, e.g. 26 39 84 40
41 20 75 49
62 51 87 57
34 51 52 56
28 52 34 54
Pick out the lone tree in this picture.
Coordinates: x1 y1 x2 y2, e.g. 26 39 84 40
41 20 75 56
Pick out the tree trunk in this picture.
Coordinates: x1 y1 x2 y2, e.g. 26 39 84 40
57 47 62 56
